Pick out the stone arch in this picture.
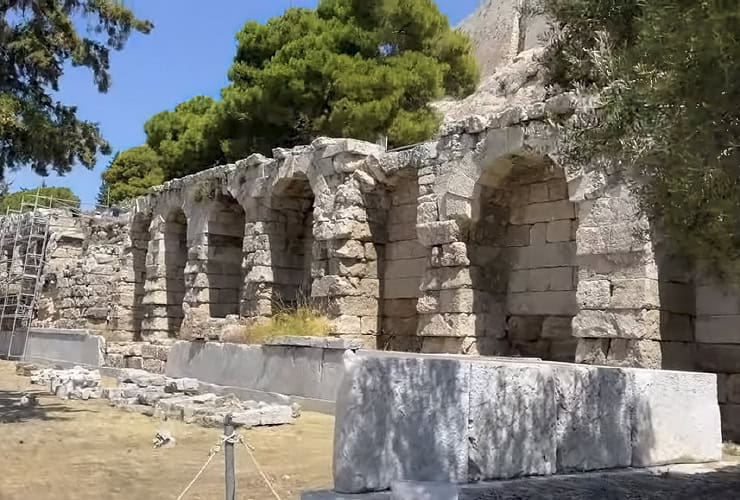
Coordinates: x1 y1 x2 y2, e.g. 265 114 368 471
469 152 579 360
243 175 315 317
205 192 245 318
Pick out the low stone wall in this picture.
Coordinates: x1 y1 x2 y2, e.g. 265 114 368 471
0 328 105 367
165 336 362 413
104 341 173 374
331 351 722 494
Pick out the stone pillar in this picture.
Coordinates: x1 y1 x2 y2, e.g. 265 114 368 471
571 182 694 369
309 139 385 346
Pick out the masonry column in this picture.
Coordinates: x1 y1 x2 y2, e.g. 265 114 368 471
310 139 385 346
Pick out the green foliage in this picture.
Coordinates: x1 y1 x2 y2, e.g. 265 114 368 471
219 0 478 159
541 0 740 278
144 96 224 179
101 146 164 204
96 152 118 208
128 0 478 179
0 0 151 177
1 186 80 212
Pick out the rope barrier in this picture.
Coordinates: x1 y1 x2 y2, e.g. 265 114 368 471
175 444 220 500
238 436 283 500
173 431 283 500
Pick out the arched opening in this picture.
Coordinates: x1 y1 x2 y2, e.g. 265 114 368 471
164 209 187 335
206 193 245 318
471 154 578 361
268 177 314 311
130 214 152 340
376 169 424 351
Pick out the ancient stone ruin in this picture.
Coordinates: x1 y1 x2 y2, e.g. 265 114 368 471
0 65 736 441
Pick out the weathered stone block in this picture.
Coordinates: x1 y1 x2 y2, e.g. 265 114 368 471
509 200 575 225
572 310 660 340
630 369 722 466
541 316 573 339
468 361 556 480
417 221 462 247
384 278 422 299
125 356 144 369
553 365 632 471
333 352 470 493
546 220 572 243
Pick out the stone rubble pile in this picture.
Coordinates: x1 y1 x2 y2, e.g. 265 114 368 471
105 369 300 429
30 366 102 400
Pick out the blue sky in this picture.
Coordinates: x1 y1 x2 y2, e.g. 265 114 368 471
12 0 480 206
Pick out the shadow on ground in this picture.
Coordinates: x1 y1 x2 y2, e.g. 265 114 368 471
461 464 740 500
0 389 95 423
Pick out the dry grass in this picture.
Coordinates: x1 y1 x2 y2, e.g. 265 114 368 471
0 361 334 500
242 306 334 344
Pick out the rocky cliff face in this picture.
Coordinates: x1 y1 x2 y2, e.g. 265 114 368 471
458 0 549 78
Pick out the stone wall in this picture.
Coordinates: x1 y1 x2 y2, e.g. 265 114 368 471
10 86 738 440
695 279 740 441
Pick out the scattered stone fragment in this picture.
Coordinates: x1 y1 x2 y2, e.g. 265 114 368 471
153 430 176 449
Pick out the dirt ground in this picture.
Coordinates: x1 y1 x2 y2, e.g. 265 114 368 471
0 361 334 500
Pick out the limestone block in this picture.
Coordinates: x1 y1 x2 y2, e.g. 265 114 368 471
385 259 425 279
417 221 463 247
328 296 379 317
530 223 547 245
143 358 165 374
546 220 572 243
333 315 362 335
610 279 660 310
421 267 472 291
695 315 740 344
574 338 609 365
439 195 472 220
417 313 475 338
509 242 576 270
630 369 722 466
696 285 740 315
438 289 475 314
331 240 366 260
577 279 610 309
508 270 527 293
509 200 575 225
126 356 144 369
529 183 549 203
468 361 556 480
541 316 573 339
505 225 530 247
105 353 125 368
333 352 470 493
386 241 427 261
605 339 663 369
507 291 578 316
384 278 422 299
553 365 632 471
437 243 469 267
572 310 660 340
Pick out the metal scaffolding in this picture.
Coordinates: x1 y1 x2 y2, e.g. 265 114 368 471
0 190 76 360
